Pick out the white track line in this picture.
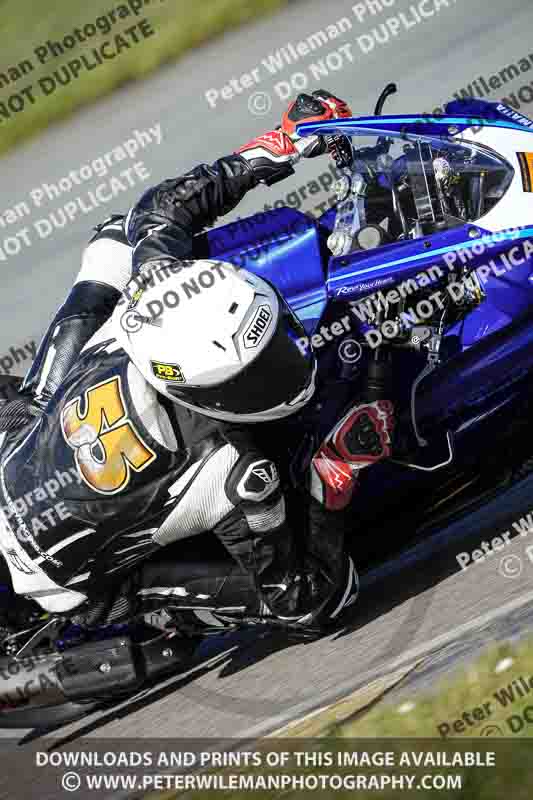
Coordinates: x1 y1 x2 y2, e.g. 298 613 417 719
242 584 533 740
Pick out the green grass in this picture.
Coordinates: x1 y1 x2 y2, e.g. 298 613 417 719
147 639 533 799
333 638 533 739
0 0 288 155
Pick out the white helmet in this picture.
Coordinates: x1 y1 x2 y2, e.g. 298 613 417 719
113 259 316 422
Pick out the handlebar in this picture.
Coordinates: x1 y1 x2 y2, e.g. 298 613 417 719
328 83 399 170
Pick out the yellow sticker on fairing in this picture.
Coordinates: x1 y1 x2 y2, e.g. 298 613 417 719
517 152 533 192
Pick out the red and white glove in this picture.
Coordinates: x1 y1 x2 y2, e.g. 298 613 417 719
310 400 395 510
282 90 353 157
236 89 352 185
236 128 299 186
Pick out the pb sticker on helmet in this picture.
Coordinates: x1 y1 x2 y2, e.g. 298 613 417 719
150 361 185 383
243 304 272 348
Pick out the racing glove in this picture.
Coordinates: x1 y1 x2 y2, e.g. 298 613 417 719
236 89 352 184
311 400 395 510
236 129 300 186
282 89 353 157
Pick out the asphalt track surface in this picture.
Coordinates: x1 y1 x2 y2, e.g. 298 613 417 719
1 0 533 752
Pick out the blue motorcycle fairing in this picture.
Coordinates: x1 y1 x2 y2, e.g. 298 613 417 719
327 223 533 346
444 98 533 132
196 104 533 523
327 224 533 286
204 207 328 334
296 113 533 141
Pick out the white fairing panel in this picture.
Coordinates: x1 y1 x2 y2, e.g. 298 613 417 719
457 125 533 232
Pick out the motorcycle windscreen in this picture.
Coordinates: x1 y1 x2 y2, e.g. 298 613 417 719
301 119 515 229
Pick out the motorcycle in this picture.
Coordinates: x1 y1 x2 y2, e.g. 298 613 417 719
2 85 533 728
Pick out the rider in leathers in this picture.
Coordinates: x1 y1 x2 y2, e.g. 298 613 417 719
0 92 393 638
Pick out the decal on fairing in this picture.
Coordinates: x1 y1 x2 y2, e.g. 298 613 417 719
517 152 533 192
